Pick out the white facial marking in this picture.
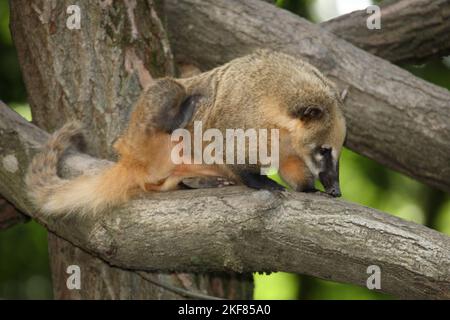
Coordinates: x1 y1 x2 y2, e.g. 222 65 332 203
331 148 338 161
304 156 320 178
314 153 323 162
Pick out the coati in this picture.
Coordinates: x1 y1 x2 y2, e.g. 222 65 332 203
26 50 346 215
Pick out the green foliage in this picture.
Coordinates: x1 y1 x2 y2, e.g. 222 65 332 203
0 1 11 45
0 221 52 299
405 58 450 91
435 200 450 236
298 276 390 300
254 272 300 300
276 0 314 19
10 103 32 121
0 1 27 104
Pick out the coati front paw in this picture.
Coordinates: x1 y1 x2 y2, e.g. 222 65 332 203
301 187 333 197
302 186 319 193
238 172 285 191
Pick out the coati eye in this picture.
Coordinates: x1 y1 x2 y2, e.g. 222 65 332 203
294 105 323 121
319 147 331 156
306 108 321 118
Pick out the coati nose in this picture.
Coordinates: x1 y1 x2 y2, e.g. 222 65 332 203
327 185 341 197
319 172 342 197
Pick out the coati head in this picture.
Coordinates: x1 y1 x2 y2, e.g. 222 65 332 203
273 87 346 197
289 102 346 197
207 50 346 196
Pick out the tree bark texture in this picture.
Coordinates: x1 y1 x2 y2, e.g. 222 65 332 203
321 0 450 65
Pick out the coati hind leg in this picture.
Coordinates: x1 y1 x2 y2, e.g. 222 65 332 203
25 78 206 215
113 78 203 192
116 78 232 193
117 78 201 148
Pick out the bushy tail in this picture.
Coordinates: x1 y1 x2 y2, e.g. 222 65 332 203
25 122 137 216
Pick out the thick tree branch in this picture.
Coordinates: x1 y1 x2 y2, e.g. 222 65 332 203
321 0 450 65
1 102 449 299
163 0 450 194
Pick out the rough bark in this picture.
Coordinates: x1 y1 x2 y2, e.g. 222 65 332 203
8 0 251 299
321 0 450 65
163 0 450 194
10 0 173 157
0 103 449 299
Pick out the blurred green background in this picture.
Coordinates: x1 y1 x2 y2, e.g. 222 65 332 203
0 0 449 299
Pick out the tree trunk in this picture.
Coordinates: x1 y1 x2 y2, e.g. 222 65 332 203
9 0 252 300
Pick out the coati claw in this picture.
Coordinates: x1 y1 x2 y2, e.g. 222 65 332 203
303 187 320 193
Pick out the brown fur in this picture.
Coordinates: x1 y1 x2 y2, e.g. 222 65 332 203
26 50 346 215
279 156 313 191
179 50 346 188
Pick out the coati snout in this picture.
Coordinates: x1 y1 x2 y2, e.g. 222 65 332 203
316 146 341 197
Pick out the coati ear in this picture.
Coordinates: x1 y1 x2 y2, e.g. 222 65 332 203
170 94 202 130
156 94 201 133
142 78 202 134
297 106 324 122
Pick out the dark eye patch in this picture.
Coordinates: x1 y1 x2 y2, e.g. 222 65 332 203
314 146 334 174
311 146 332 169
319 146 331 156
291 105 324 121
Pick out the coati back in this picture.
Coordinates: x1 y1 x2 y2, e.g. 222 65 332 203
26 50 346 215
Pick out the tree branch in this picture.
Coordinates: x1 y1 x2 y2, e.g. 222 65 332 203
321 0 450 65
1 102 449 299
163 0 450 194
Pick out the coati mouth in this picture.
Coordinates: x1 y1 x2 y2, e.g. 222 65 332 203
319 170 341 197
